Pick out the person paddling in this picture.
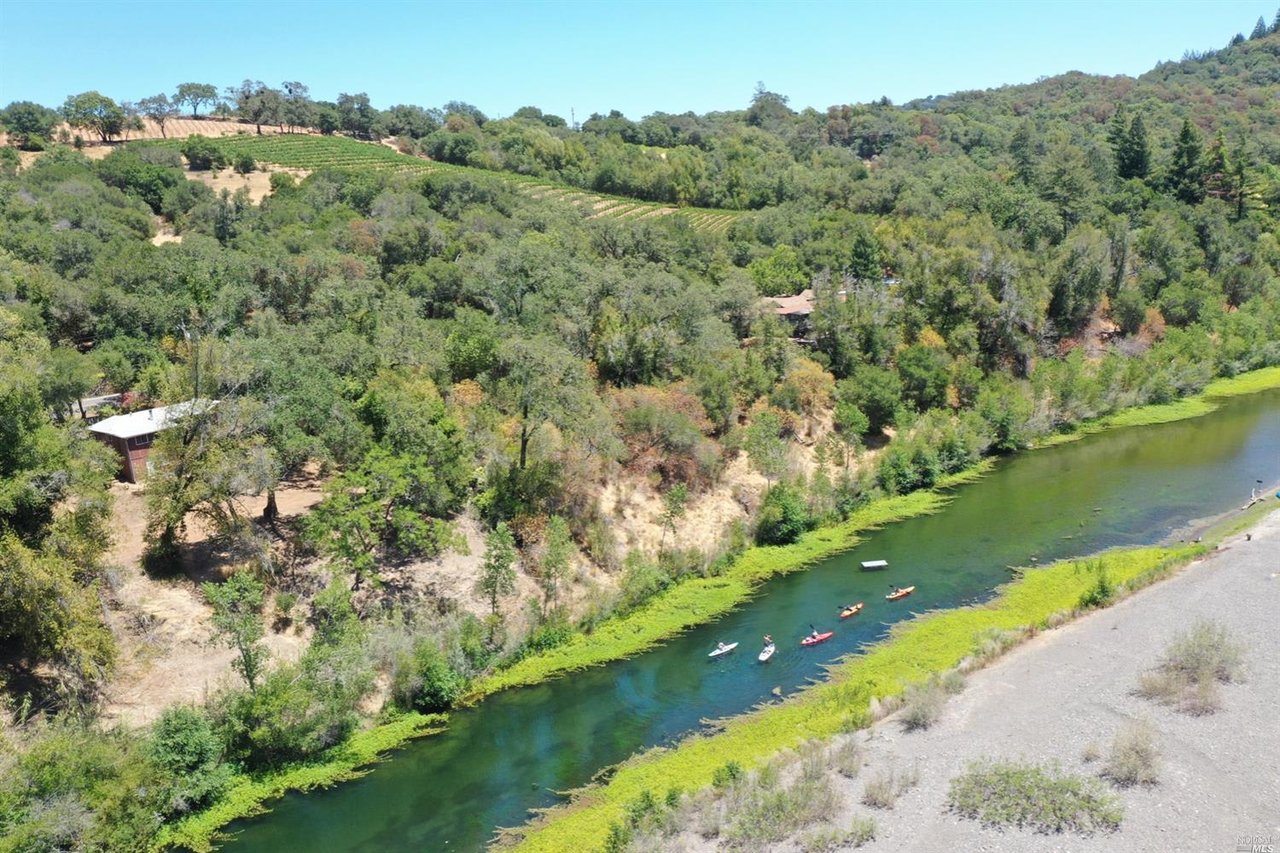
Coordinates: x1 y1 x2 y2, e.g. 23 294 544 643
763 634 773 646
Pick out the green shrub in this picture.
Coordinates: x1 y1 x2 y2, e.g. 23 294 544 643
722 773 839 848
394 641 468 712
602 787 676 851
2 718 167 851
1077 562 1114 609
457 613 495 673
861 763 918 809
1137 620 1246 715
828 738 864 778
311 577 359 645
939 669 967 693
147 706 232 815
213 658 363 769
478 460 563 527
900 680 946 731
180 134 228 171
274 592 298 624
971 626 1022 664
711 760 744 789
755 484 812 545
233 153 256 175
1159 619 1246 683
616 551 671 613
847 815 877 846
947 759 1122 833
799 816 877 851
517 617 575 658
1102 719 1161 787
95 148 183 212
602 820 631 853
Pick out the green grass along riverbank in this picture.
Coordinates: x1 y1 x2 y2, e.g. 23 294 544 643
1034 366 1280 446
505 542 1217 851
156 713 445 852
158 364 1280 851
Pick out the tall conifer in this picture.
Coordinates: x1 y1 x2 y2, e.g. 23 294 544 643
1116 115 1150 180
1168 119 1205 204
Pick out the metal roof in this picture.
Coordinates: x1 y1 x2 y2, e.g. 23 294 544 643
88 400 213 440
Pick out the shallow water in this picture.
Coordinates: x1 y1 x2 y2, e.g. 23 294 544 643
221 389 1280 852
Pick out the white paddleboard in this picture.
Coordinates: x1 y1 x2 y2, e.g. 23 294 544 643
758 644 776 662
709 642 739 658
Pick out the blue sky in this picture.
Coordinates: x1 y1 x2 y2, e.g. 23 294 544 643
0 1 1271 118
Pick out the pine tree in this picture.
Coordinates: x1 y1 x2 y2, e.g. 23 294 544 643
1106 106 1128 153
1272 7 1280 34
1115 114 1150 180
849 227 882 282
1250 16 1268 39
1128 116 1150 179
1202 130 1231 201
1229 140 1250 221
1168 119 1205 204
1010 120 1036 184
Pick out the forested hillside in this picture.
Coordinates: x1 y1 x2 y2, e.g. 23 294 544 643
1 15 1279 851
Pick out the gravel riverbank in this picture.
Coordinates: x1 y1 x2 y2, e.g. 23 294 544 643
842 508 1280 853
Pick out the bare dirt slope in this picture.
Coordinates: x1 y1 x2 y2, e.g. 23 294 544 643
600 432 865 561
99 481 322 728
836 513 1280 852
184 164 310 204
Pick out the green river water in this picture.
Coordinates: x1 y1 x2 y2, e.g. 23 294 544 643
221 389 1280 851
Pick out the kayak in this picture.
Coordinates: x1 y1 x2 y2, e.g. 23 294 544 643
709 642 739 658
801 631 834 647
758 644 776 662
840 602 865 619
886 585 916 601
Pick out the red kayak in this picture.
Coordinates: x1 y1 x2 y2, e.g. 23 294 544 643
801 631 834 647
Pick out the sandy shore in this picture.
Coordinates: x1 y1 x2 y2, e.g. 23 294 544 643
839 508 1280 853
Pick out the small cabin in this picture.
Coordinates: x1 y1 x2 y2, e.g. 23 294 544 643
88 401 207 483
768 289 816 338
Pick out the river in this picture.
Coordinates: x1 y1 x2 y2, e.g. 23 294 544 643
221 389 1280 851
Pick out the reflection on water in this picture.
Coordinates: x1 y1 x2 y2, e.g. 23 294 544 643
223 390 1280 852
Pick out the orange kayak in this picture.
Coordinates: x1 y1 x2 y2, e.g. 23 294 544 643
886 586 916 601
840 602 865 619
